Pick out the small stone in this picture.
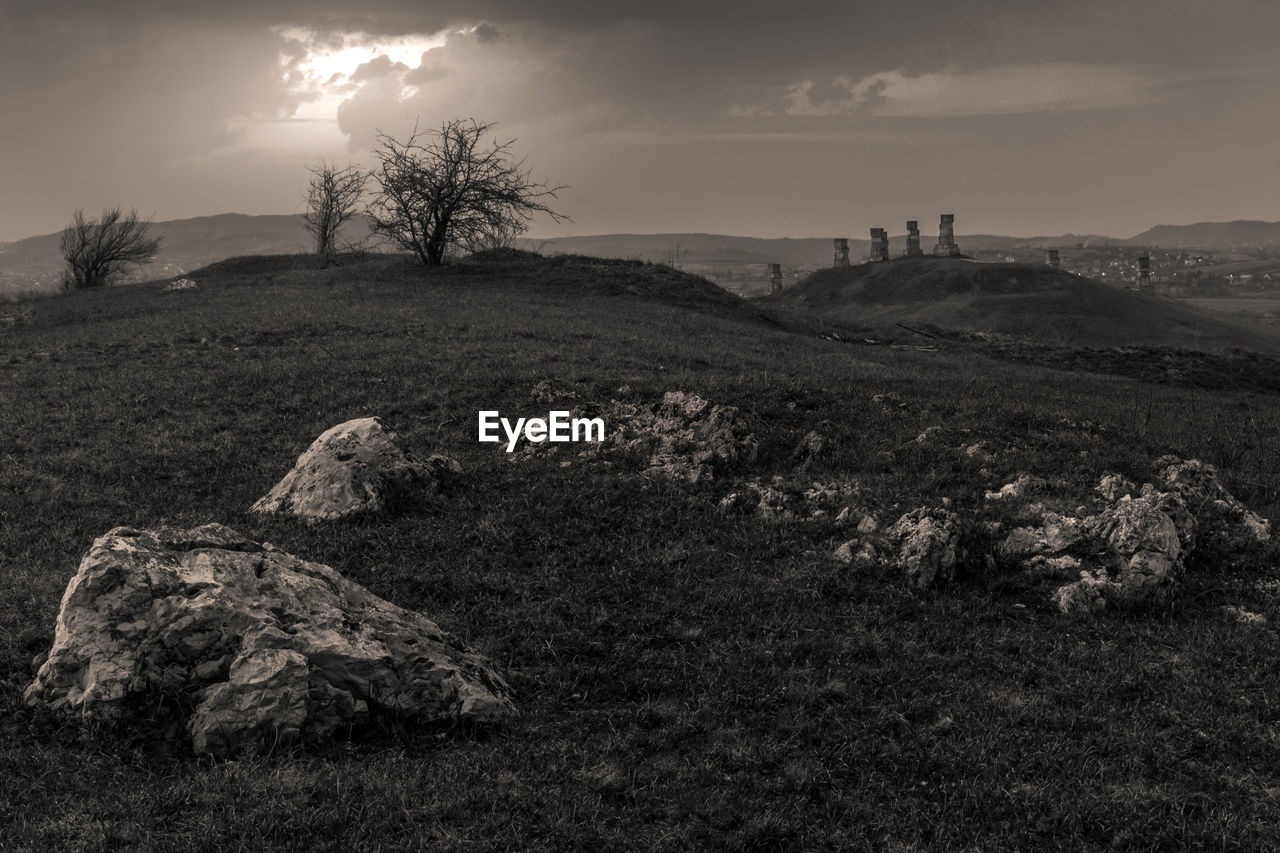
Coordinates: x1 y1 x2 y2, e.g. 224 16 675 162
985 475 1048 501
834 539 879 570
1217 605 1268 626
251 417 455 520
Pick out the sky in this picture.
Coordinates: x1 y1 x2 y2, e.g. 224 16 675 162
1 0 1278 242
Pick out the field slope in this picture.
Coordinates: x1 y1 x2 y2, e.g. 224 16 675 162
2 253 1280 851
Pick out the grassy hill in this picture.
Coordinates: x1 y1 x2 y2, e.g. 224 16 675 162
772 255 1280 354
3 252 1280 850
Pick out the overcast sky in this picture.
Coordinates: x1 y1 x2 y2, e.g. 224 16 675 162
2 1 1277 241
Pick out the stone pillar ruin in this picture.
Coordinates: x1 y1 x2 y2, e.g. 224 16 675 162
1138 254 1152 292
905 221 923 257
1045 249 1060 268
869 228 889 262
769 263 782 294
933 214 960 257
833 238 849 267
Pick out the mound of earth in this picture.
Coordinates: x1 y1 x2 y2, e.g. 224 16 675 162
511 254 781 324
464 247 545 263
171 252 779 328
773 256 1280 353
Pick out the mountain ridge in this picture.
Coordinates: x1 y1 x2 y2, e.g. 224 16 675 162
5 213 1280 296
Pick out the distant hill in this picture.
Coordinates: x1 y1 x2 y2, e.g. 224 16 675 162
1126 220 1280 249
0 213 372 296
6 210 1278 299
520 233 842 266
772 255 1280 354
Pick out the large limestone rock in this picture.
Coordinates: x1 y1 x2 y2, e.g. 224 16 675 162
1051 494 1187 614
252 417 458 520
25 525 513 755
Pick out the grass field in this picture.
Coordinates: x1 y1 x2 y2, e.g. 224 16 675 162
2 253 1280 850
1182 296 1280 322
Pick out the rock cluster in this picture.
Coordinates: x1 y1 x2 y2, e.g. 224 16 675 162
252 417 459 520
526 389 758 484
162 278 198 292
830 456 1269 612
833 505 962 589
718 476 858 522
637 392 758 483
993 457 1269 614
25 524 514 756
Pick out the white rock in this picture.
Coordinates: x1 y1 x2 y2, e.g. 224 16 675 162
25 525 514 755
252 417 457 520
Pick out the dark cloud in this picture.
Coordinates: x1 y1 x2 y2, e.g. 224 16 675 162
804 79 852 108
3 0 1279 239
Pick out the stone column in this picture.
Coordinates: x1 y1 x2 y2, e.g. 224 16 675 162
933 214 960 256
869 228 888 262
905 221 923 257
1138 254 1152 292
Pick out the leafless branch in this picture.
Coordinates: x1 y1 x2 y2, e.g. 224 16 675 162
302 159 368 258
59 207 162 290
365 118 568 267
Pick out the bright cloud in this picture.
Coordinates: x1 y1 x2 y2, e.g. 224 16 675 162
275 27 448 122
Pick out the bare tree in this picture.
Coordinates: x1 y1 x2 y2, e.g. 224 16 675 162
366 118 567 267
60 207 162 290
302 159 368 258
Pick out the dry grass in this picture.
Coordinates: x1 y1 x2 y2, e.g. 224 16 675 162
2 254 1279 851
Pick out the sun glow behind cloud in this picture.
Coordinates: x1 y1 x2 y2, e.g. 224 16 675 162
277 27 448 122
